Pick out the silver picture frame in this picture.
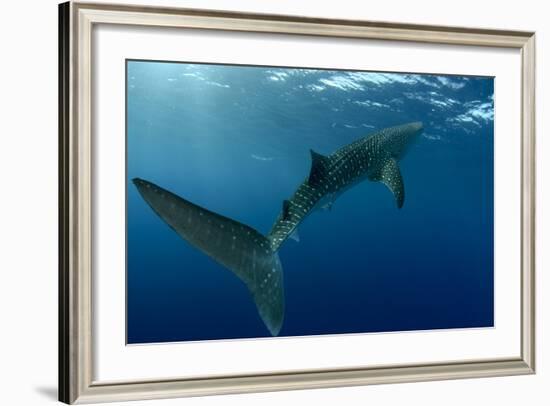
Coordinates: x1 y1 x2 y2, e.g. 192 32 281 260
59 1 536 403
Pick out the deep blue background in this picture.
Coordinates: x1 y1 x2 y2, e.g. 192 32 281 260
126 60 494 343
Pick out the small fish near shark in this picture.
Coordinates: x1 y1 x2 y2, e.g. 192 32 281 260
133 121 423 336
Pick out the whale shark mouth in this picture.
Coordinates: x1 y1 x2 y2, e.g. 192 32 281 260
133 178 284 336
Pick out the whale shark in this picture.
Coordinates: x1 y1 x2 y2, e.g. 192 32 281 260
267 121 423 251
133 121 423 336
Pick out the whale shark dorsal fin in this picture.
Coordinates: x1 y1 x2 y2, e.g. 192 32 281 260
371 158 405 209
308 149 331 187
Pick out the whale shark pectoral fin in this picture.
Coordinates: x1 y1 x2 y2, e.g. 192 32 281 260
321 202 332 211
370 158 405 209
289 228 300 242
132 178 284 336
307 149 331 187
321 193 336 211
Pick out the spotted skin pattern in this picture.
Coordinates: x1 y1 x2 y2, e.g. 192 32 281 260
133 122 422 336
267 121 423 251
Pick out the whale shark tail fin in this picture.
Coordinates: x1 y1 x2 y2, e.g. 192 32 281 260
132 178 284 336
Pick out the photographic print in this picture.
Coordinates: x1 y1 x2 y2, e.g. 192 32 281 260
127 60 494 343
59 5 536 402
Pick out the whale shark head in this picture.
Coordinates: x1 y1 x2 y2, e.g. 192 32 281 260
377 121 423 159
395 121 423 142
409 121 424 134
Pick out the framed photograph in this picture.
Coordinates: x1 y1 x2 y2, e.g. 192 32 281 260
59 1 535 404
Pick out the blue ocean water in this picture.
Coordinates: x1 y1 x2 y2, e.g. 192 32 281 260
126 60 494 344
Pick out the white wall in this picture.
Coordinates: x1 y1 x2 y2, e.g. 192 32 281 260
0 0 546 404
